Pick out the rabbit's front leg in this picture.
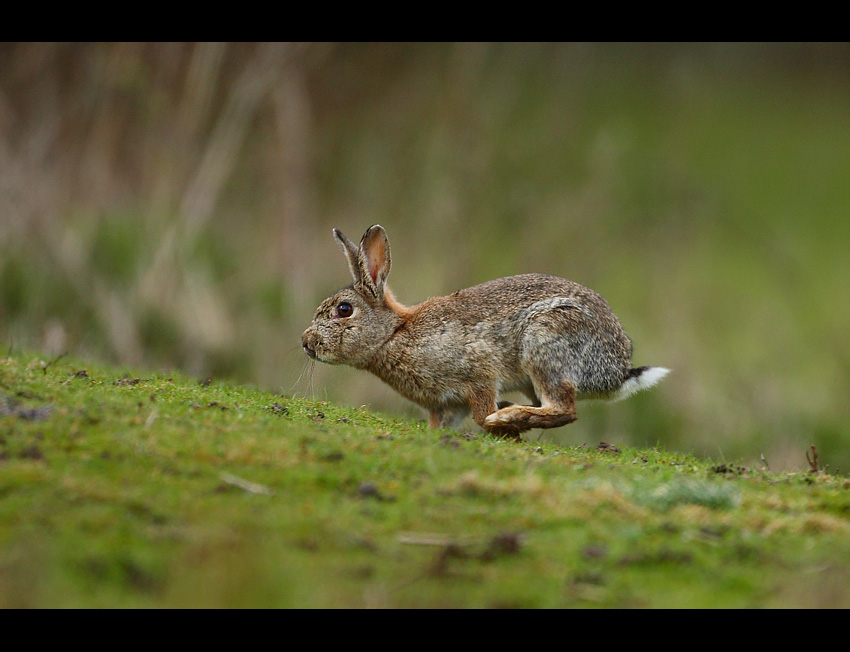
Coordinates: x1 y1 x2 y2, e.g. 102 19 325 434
428 406 468 430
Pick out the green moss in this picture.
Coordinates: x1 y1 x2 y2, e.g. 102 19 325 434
1 351 850 608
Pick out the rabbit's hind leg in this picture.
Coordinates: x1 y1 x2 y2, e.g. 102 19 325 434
484 319 578 433
482 307 581 432
483 382 577 433
465 390 522 440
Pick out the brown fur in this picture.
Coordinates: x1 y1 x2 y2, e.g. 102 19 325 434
302 225 668 439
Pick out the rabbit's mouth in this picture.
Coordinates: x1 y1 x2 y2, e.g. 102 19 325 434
302 329 319 359
302 329 341 364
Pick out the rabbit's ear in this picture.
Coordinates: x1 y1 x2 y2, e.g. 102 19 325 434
357 225 391 298
333 228 362 285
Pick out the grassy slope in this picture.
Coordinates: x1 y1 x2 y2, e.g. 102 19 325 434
2 352 850 608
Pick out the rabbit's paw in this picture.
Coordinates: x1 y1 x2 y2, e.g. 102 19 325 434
484 404 576 433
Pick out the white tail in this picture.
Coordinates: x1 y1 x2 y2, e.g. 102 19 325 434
611 366 670 402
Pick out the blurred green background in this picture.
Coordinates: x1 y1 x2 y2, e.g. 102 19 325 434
1 43 848 471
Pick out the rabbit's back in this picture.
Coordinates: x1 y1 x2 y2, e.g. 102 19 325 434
396 274 633 399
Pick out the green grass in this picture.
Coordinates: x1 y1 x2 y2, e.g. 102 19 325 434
2 352 849 608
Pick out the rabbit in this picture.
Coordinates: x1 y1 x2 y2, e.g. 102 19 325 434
301 224 669 439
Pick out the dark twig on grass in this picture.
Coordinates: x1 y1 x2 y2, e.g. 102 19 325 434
41 351 67 374
398 531 523 561
806 445 820 473
394 531 523 589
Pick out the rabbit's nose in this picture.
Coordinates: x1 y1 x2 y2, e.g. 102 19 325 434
302 331 317 358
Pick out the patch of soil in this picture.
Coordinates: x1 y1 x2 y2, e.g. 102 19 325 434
0 393 52 421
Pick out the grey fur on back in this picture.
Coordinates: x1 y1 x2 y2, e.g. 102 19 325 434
390 274 634 400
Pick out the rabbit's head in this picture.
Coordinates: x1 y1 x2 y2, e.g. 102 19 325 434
302 225 404 368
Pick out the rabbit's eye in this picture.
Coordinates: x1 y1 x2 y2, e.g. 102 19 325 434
336 301 353 318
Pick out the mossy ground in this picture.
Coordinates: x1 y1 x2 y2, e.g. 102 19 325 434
1 352 849 608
